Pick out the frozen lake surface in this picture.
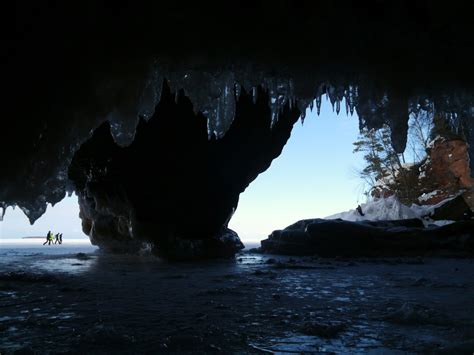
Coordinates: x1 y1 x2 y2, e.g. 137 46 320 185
0 242 473 353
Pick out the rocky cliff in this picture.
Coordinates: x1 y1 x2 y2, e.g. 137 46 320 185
419 136 474 208
373 135 473 211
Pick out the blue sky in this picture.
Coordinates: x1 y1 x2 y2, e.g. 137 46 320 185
0 97 365 243
0 195 84 240
229 98 365 241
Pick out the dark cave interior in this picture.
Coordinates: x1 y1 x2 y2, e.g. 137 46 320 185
2 3 474 353
1 1 474 257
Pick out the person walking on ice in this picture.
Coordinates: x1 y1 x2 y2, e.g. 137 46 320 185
43 231 54 245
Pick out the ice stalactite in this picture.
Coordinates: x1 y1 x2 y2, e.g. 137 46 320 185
133 66 366 143
0 203 6 221
165 70 237 139
104 68 166 147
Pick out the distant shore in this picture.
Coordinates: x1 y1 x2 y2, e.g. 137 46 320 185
0 238 93 246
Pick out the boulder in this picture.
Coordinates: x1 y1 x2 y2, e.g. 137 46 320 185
431 195 472 221
152 228 244 261
261 218 474 257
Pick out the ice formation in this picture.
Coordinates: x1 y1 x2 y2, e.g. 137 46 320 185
96 60 383 145
104 63 473 152
1 62 473 227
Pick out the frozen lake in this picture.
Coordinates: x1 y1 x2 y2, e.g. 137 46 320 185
0 243 473 353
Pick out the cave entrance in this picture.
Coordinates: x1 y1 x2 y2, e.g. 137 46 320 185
229 96 364 244
0 95 364 250
0 194 87 246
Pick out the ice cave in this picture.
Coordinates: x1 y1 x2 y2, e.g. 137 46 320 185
1 2 474 353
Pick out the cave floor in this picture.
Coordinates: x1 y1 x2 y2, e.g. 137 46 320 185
1 249 474 354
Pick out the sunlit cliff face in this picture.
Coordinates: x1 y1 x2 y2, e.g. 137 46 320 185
1 2 473 257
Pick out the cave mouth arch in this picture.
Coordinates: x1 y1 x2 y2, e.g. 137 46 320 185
3 1 474 253
229 96 365 243
2 83 470 259
0 95 365 250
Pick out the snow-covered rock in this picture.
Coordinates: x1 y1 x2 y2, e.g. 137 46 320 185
325 196 418 222
325 195 459 227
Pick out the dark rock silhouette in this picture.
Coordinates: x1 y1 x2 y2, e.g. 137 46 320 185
261 218 474 257
431 195 472 221
68 84 299 258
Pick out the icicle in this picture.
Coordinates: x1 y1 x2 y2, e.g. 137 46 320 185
349 85 358 116
310 100 314 112
336 100 340 115
234 83 241 99
252 87 258 104
297 100 309 117
206 116 213 140
139 68 163 121
327 85 336 107
316 95 322 115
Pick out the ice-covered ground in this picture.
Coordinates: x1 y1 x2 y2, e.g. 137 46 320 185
0 244 473 353
326 195 455 227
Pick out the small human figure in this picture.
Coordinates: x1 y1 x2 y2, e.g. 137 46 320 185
43 231 53 245
356 204 365 217
59 233 63 244
54 233 60 244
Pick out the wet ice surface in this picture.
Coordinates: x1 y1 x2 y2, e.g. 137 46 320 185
0 247 473 354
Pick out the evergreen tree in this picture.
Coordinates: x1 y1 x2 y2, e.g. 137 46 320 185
353 125 403 197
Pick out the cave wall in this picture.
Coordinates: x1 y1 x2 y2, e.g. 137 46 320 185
2 1 474 242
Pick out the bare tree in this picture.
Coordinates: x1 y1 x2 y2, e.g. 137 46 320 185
407 110 434 162
354 113 434 204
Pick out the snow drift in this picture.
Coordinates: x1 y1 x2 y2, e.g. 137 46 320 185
325 195 454 226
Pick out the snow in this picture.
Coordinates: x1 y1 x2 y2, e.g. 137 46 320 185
418 190 441 203
325 195 455 227
374 162 417 189
325 196 417 222
427 135 445 149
